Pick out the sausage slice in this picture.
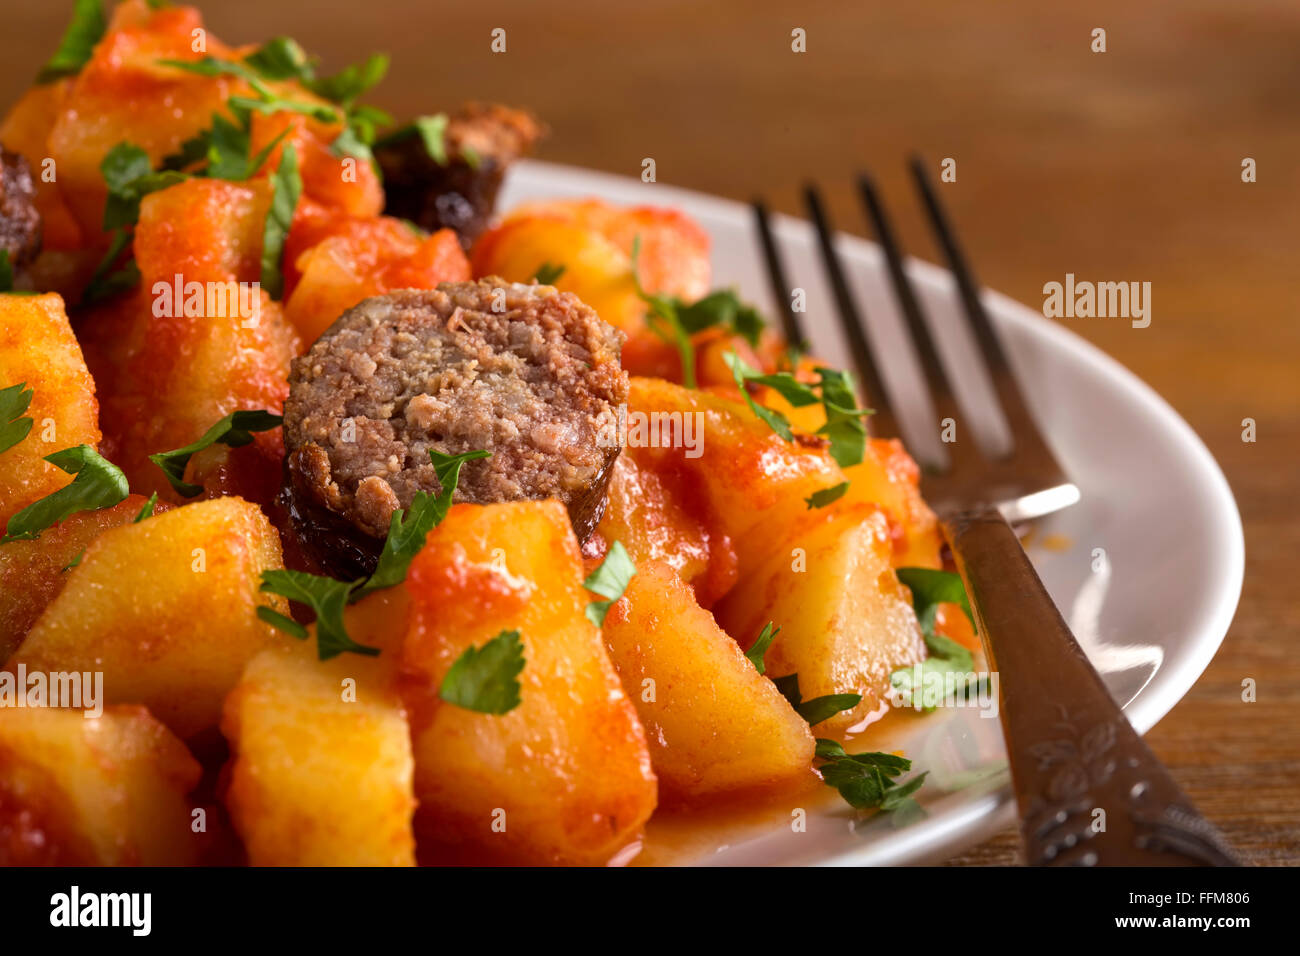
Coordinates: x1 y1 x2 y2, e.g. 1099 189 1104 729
376 103 543 249
282 280 626 577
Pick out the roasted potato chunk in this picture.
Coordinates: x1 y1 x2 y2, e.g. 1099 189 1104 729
714 505 925 732
471 199 711 379
79 178 301 504
592 452 738 608
222 590 416 866
0 495 159 662
11 497 288 739
283 201 470 345
0 293 101 522
0 705 199 865
402 500 656 865
602 561 815 801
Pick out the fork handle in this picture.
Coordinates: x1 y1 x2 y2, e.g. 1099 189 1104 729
941 506 1242 866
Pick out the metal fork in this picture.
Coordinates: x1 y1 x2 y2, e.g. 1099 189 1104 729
752 162 1241 866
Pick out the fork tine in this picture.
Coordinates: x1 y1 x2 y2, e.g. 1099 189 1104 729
801 184 898 438
750 199 808 351
856 171 975 471
908 156 1050 461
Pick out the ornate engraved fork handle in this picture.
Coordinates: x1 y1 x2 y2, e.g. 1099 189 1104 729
942 506 1242 867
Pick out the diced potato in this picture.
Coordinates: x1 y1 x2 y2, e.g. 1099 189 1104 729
0 705 199 865
222 590 416 866
471 199 711 379
402 500 656 865
134 178 272 286
624 376 845 576
283 201 470 344
602 561 815 801
0 495 160 662
45 2 247 236
78 178 301 503
249 113 384 223
842 438 944 569
714 504 925 732
0 293 102 522
11 497 288 739
592 453 738 608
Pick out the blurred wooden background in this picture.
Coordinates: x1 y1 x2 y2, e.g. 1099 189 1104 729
3 0 1297 864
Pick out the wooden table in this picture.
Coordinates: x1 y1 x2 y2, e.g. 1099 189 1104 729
5 0 1297 864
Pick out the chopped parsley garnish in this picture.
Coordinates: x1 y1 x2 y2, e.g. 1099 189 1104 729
257 447 489 659
100 142 189 231
745 621 780 675
2 445 129 543
258 570 377 660
815 739 928 812
582 540 635 626
889 568 981 711
722 351 873 468
37 0 106 84
439 629 525 715
772 672 861 725
0 382 34 454
307 53 389 107
805 481 849 510
353 448 492 600
242 36 315 84
148 409 284 497
896 567 974 635
260 142 301 300
629 237 766 389
82 227 139 305
532 262 566 285
375 114 451 164
133 492 158 523
159 48 388 162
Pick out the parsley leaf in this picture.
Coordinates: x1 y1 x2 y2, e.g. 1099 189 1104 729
895 567 974 634
132 492 158 523
814 738 928 812
676 289 764 347
629 237 767 388
722 351 796 440
0 250 12 293
260 142 301 300
258 570 377 660
805 481 849 510
745 621 780 675
889 568 980 710
771 672 861 725
815 367 870 469
428 448 492 519
0 383 34 454
37 0 106 84
256 605 308 640
533 262 566 285
376 114 450 164
2 445 129 542
148 409 283 497
308 53 389 107
352 448 491 600
583 540 635 626
82 227 139 305
243 37 316 83
438 629 525 715
723 350 873 469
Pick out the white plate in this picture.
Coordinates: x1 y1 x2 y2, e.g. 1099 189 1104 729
498 161 1246 866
